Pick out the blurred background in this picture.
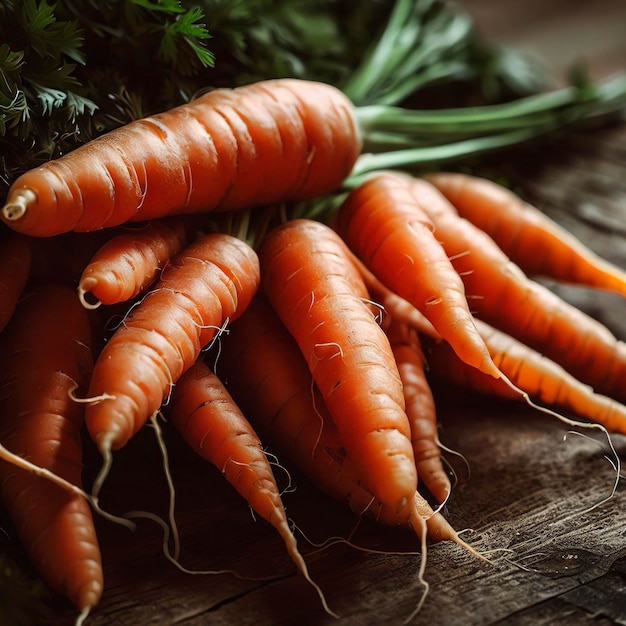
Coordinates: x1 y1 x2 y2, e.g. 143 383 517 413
462 0 626 81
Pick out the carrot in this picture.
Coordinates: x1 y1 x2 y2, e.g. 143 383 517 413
385 318 450 503
220 295 465 545
412 176 626 403
0 282 102 617
260 218 426 525
84 233 260 475
77 216 198 309
425 318 626 434
426 172 626 295
0 233 31 332
1 79 361 237
334 170 501 378
168 358 335 615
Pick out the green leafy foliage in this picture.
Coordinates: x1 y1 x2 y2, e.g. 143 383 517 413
0 0 619 198
0 0 214 187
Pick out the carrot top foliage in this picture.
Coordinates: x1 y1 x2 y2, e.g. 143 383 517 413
0 0 553 193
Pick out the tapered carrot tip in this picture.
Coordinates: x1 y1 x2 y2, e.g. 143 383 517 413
75 584 103 618
426 512 489 563
2 188 36 221
77 277 102 309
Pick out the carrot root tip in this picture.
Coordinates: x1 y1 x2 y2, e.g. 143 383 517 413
77 279 102 309
2 188 36 221
74 606 91 626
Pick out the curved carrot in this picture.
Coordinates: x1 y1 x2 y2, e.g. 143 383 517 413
84 233 260 458
1 79 361 237
334 170 500 378
169 359 335 615
77 216 197 309
260 219 419 515
385 318 450 503
0 282 102 615
220 295 465 545
426 172 626 295
426 318 626 434
414 177 626 403
0 233 31 332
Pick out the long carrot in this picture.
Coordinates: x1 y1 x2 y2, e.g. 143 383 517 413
426 172 626 295
425 318 626 434
77 216 198 309
0 233 31 332
412 176 626 403
1 79 361 237
0 282 102 618
260 218 423 522
168 358 335 615
84 233 260 483
220 295 466 545
385 318 450 503
333 170 501 378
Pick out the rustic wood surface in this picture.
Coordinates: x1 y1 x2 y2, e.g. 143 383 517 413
3 2 626 625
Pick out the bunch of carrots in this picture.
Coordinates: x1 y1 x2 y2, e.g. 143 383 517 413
1 57 626 626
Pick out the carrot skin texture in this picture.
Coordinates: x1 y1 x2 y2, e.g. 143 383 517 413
334 171 499 378
85 233 260 453
413 177 626 403
426 318 626 434
220 296 456 542
1 79 361 237
77 216 197 308
169 360 288 528
0 282 103 611
260 219 418 512
426 172 626 295
0 233 31 332
385 319 450 503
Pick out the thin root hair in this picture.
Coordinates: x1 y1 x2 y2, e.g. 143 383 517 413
149 410 181 562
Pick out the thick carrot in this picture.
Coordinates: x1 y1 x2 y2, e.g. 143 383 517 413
84 233 260 460
220 295 464 545
0 282 102 615
425 318 626 434
1 79 361 237
385 318 450 503
77 216 197 309
260 218 421 518
168 359 334 615
0 233 31 332
426 172 626 295
334 170 501 378
413 176 626 403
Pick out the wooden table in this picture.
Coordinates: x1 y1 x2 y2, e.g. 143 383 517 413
4 2 626 625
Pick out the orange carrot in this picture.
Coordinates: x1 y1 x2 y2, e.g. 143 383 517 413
168 358 334 614
426 172 626 295
385 318 450 503
426 318 626 434
0 282 102 616
334 170 500 378
260 218 420 518
413 176 626 403
1 79 361 237
221 295 464 545
84 233 260 462
77 216 198 309
0 233 31 332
